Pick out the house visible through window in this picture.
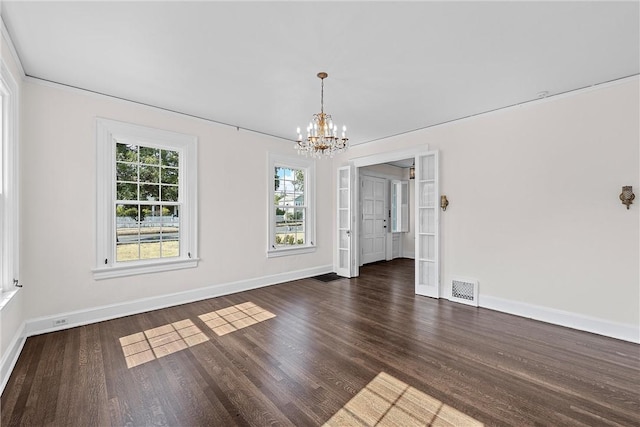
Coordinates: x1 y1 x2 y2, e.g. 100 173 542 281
268 154 315 257
274 166 306 246
94 119 198 280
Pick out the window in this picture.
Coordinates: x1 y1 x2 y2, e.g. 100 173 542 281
267 154 315 257
391 180 409 233
114 143 180 262
0 60 19 295
94 119 198 279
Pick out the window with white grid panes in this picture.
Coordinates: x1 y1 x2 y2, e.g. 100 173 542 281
115 143 180 262
94 119 198 279
268 154 315 257
274 166 306 246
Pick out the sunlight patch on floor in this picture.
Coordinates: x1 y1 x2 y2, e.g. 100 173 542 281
119 319 209 368
324 372 483 426
198 301 276 336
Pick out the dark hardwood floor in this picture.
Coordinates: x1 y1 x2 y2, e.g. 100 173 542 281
2 258 639 426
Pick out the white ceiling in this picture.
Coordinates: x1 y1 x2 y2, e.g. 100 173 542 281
2 1 638 146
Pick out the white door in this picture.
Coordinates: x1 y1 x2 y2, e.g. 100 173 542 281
415 151 440 298
336 166 352 277
361 175 387 265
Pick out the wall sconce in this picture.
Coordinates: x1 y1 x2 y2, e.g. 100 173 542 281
619 186 635 209
440 195 449 211
409 161 415 179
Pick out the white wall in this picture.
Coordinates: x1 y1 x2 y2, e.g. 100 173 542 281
335 78 639 336
19 79 333 321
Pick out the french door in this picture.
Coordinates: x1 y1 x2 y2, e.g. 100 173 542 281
336 166 352 277
415 151 440 298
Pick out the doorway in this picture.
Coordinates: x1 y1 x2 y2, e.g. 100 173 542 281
348 147 426 277
339 146 441 299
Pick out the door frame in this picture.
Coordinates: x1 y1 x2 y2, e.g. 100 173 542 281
348 146 429 278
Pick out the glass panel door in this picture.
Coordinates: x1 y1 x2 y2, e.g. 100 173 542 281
336 166 352 277
415 151 439 298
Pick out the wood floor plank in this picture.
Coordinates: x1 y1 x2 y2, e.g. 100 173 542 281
2 259 639 426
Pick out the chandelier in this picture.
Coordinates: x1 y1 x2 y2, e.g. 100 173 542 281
295 72 348 158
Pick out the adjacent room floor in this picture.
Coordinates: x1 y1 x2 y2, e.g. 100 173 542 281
2 258 639 426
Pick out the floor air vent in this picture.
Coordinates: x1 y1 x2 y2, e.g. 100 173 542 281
450 278 479 307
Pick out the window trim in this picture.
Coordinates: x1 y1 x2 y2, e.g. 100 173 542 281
267 153 316 258
0 59 19 295
93 118 198 280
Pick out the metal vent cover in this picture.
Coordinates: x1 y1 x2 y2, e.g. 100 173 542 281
450 278 478 307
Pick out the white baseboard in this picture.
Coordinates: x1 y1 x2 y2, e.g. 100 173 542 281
479 295 639 344
0 321 26 395
24 264 333 337
403 251 415 259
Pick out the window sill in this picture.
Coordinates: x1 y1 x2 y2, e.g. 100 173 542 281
267 245 316 258
0 288 20 311
92 257 199 280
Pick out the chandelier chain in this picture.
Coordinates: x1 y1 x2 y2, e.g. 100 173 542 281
320 77 324 114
